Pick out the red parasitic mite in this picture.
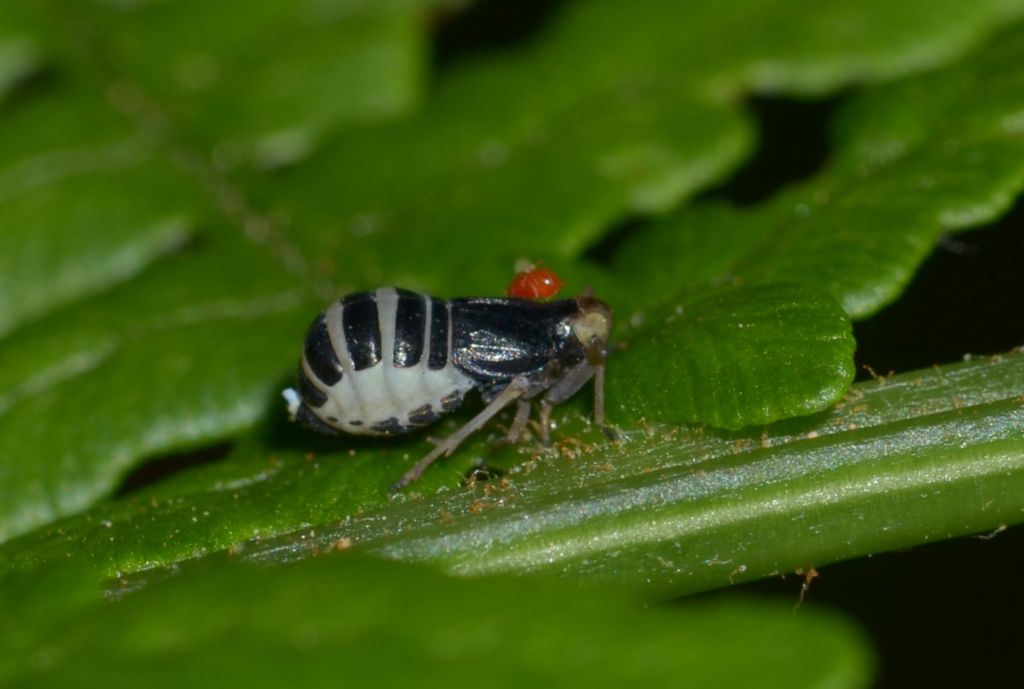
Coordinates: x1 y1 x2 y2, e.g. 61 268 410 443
506 265 564 300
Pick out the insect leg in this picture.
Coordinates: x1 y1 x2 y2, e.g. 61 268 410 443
390 375 532 491
503 399 533 444
583 336 615 440
541 341 614 440
544 360 595 405
592 359 615 440
540 358 596 446
544 354 598 446
538 401 553 445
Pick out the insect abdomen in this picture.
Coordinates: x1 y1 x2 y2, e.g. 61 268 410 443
297 288 474 436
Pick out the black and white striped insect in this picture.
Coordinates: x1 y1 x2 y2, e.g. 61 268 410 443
283 287 612 489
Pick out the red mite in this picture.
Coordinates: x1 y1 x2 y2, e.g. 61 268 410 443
506 266 564 300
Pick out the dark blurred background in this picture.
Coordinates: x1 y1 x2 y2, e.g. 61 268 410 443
438 2 1024 688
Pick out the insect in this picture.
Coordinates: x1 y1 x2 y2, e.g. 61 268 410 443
506 264 564 300
283 286 612 490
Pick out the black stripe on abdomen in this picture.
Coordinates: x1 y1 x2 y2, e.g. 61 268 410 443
304 313 343 386
297 363 328 407
342 293 382 370
428 297 449 370
393 289 426 367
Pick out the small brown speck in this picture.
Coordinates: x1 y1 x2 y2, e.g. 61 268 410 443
796 567 819 609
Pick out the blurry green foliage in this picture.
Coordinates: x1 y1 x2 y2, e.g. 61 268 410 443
2 1 1024 685
1 556 873 689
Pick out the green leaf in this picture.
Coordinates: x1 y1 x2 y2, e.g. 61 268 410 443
0 83 204 337
0 562 101 683
0 0 435 539
5 348 1024 601
0 556 874 689
1 1 1023 555
263 77 753 293
10 7 1024 683
0 39 38 101
0 5 44 101
0 290 308 538
608 284 855 428
22 0 432 167
613 22 1024 319
268 0 1024 293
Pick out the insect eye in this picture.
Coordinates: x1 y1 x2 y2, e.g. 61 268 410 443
506 265 564 300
